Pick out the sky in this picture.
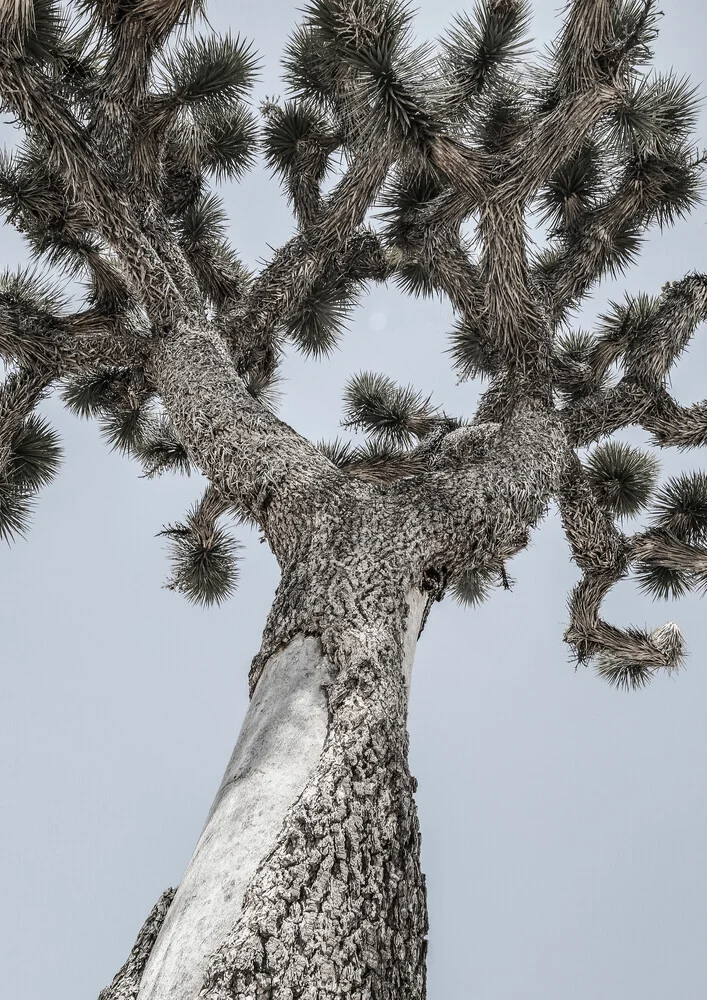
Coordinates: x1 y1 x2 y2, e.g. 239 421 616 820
1 2 707 998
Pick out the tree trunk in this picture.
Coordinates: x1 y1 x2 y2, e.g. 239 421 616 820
101 346 566 1000
103 540 430 1000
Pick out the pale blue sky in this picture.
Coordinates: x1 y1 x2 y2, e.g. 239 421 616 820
1 2 706 998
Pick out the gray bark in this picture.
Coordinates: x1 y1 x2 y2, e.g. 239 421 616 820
137 636 334 1000
124 586 429 1000
99 328 567 1000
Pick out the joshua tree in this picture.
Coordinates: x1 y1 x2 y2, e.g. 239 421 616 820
2 0 707 997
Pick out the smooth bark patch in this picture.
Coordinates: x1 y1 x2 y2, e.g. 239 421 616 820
138 635 331 1000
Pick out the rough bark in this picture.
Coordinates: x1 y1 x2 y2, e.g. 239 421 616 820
101 397 564 999
134 566 429 1000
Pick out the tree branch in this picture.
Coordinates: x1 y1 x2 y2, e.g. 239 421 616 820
536 151 705 326
553 0 613 94
224 229 391 384
151 327 338 553
0 292 150 373
557 453 684 688
408 400 565 586
561 274 707 446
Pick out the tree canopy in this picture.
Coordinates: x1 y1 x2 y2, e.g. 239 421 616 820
2 0 707 692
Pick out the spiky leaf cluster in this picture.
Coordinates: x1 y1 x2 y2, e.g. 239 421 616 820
317 436 425 482
537 143 602 231
552 330 606 400
0 413 62 542
342 370 440 446
440 0 532 114
161 33 258 107
286 0 440 146
175 192 249 305
584 441 659 518
633 473 707 600
262 100 338 185
451 563 507 607
286 288 354 358
159 496 240 606
61 368 154 454
650 472 707 542
137 417 191 478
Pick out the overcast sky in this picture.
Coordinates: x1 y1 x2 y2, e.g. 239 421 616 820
2 2 707 998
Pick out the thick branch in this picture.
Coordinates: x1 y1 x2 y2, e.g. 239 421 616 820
553 0 613 93
537 156 704 325
0 55 190 320
624 274 707 380
477 200 544 362
403 400 566 585
630 529 707 578
643 389 707 449
0 296 150 372
504 85 616 203
152 327 338 555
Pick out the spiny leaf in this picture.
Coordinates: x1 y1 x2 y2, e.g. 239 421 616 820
124 0 205 36
163 33 259 107
0 266 68 315
611 73 700 154
286 287 354 358
261 99 337 185
6 413 62 489
0 267 69 366
243 367 282 411
380 163 445 249
317 437 359 468
302 0 438 144
584 440 659 518
440 0 533 108
177 190 228 249
159 510 240 607
99 403 153 455
2 0 66 63
650 472 707 542
317 437 425 482
448 320 501 380
193 103 259 182
173 191 248 303
596 291 661 348
342 370 439 446
474 76 529 153
537 142 603 230
137 417 190 478
635 563 691 601
0 481 33 543
609 0 662 75
78 0 205 35
282 23 337 103
626 146 706 229
452 564 503 606
60 368 131 418
592 225 645 280
305 0 413 66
